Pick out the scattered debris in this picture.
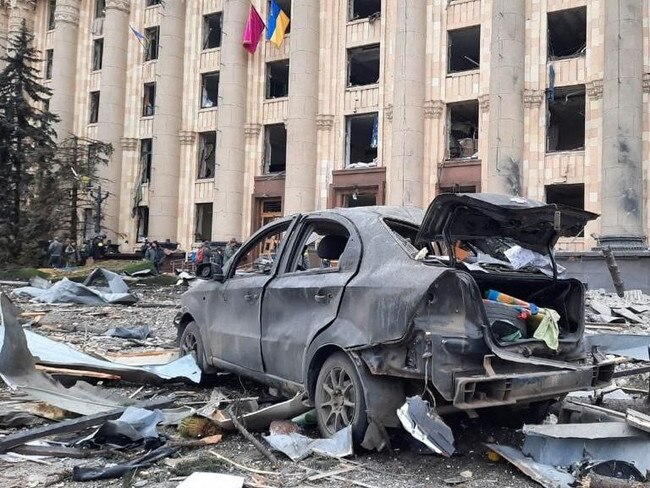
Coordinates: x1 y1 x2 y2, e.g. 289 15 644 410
104 324 151 339
176 472 244 488
396 395 455 457
178 415 222 439
584 334 650 361
72 445 179 481
264 425 353 462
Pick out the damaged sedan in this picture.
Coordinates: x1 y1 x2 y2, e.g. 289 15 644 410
175 193 615 451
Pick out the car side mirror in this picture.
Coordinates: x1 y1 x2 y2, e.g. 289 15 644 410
212 264 225 282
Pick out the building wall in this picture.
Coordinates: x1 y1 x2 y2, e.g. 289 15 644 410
4 0 650 253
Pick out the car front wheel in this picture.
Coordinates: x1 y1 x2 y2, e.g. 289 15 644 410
179 321 207 370
315 352 368 443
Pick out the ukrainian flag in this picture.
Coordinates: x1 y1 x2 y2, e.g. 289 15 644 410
266 0 290 48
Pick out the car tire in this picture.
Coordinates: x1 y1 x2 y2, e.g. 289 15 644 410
179 321 207 371
315 352 368 444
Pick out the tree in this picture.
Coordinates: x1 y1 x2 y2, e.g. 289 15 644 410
0 21 59 265
55 136 112 243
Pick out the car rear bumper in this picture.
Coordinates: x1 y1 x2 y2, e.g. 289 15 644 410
452 361 615 409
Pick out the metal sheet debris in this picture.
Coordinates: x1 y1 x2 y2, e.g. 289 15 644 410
0 303 200 384
264 425 353 462
396 395 455 457
81 406 164 448
176 472 244 488
14 268 137 305
72 445 179 481
584 334 650 361
104 324 151 339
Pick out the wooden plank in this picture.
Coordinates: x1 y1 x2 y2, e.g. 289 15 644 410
0 397 174 454
626 409 650 434
11 444 91 459
34 365 121 380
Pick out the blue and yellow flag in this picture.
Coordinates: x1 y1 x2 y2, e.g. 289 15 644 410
266 0 290 48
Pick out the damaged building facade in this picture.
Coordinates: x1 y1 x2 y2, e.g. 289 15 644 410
1 0 650 252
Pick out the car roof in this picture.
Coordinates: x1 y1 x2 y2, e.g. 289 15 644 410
303 205 425 226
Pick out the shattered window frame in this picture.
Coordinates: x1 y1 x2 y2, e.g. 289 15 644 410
195 203 213 242
266 59 290 99
45 49 54 80
92 38 104 71
203 12 223 50
136 206 149 242
546 84 586 153
263 123 287 174
142 82 156 117
197 131 217 180
200 71 220 109
345 112 378 167
348 0 381 22
285 220 351 274
144 26 160 62
547 7 587 60
446 100 479 160
347 44 381 87
48 0 56 30
230 220 291 278
139 138 153 184
447 25 481 74
89 91 100 124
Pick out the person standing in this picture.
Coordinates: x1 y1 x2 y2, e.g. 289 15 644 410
145 241 164 274
64 239 78 267
47 237 64 268
201 240 213 264
224 237 238 262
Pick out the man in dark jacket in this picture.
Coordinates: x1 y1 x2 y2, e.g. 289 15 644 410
47 237 64 268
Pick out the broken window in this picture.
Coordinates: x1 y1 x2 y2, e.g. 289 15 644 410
545 183 585 210
48 0 56 30
547 7 586 60
288 221 350 272
347 44 380 87
197 131 216 179
346 112 378 167
142 82 156 117
140 138 153 184
89 91 100 124
146 0 161 6
447 100 479 160
232 221 289 276
270 0 291 35
348 0 381 21
448 26 480 73
95 0 105 19
195 203 213 242
546 85 585 152
92 38 103 71
345 192 376 208
45 49 53 80
136 206 149 242
439 185 477 194
203 12 223 49
266 60 290 99
144 26 159 61
263 124 287 174
201 72 219 108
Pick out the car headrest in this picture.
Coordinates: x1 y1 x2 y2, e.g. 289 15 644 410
317 235 348 260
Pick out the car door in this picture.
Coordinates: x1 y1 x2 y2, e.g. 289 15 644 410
207 218 295 372
261 214 361 382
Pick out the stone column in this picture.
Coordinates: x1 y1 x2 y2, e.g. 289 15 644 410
96 0 130 239
0 4 8 70
600 0 645 243
283 0 320 215
485 0 525 195
387 0 426 207
148 0 185 241
50 0 81 139
212 0 249 240
7 0 36 40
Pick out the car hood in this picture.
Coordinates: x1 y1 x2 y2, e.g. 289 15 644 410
415 193 598 254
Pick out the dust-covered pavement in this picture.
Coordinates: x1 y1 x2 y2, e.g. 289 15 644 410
0 281 549 488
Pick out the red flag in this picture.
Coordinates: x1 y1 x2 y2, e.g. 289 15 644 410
242 5 265 54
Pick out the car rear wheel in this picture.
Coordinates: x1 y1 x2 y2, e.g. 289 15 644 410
315 352 368 443
179 321 207 370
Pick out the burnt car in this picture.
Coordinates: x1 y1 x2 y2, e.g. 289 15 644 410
175 193 614 444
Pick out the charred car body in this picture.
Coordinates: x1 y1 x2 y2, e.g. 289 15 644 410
176 193 614 444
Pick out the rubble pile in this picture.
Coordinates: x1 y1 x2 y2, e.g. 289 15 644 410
586 289 650 329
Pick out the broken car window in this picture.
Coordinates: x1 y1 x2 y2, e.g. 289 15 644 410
233 225 289 276
289 222 350 273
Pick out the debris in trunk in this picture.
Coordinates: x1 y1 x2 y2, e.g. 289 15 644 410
264 424 353 462
13 268 138 305
396 395 455 457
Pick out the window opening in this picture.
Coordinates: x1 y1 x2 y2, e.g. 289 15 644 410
546 183 584 210
198 132 216 179
48 0 56 30
347 44 380 87
546 85 585 152
289 221 350 273
95 0 105 19
144 26 159 61
447 100 479 160
136 206 149 242
139 139 152 184
203 12 223 49
345 192 376 208
92 38 104 71
346 112 378 167
45 49 53 80
547 7 586 60
233 222 290 276
89 91 100 124
448 26 480 73
146 0 162 6
142 82 156 117
439 185 477 194
195 203 213 242
263 124 287 173
270 0 291 35
348 0 381 21
201 71 220 108
266 59 290 99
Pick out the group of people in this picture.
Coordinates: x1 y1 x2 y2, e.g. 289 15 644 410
195 238 239 267
47 237 80 268
141 240 165 273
